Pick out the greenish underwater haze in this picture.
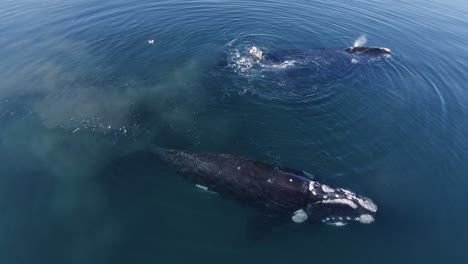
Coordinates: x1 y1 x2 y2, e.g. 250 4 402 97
0 0 467 263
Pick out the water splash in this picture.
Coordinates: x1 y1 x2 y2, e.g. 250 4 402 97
353 35 367 47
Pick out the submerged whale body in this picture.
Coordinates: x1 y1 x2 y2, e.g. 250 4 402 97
153 147 377 227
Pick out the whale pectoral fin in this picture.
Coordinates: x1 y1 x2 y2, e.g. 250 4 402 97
194 184 218 195
245 214 285 241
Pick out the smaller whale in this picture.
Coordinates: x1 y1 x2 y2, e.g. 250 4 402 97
152 147 378 228
249 46 391 64
344 46 391 55
240 45 392 82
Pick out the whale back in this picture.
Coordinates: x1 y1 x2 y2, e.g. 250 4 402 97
153 148 311 213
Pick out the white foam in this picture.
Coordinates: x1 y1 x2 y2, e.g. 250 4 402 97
269 60 297 69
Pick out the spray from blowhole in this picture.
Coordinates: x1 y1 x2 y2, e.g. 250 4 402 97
353 35 367 48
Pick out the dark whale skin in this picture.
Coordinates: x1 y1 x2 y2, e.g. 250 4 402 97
154 148 311 215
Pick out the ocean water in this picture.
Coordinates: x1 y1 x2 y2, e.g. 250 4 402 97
1 0 467 263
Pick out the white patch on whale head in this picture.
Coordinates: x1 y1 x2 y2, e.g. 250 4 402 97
292 209 308 223
357 198 378 213
321 198 358 209
321 185 334 193
249 46 263 60
339 188 356 196
308 181 316 191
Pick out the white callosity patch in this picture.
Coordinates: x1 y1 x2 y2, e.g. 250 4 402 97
356 198 378 213
249 46 263 60
292 209 308 223
356 214 375 224
339 188 356 196
308 181 316 191
321 198 358 209
321 184 334 193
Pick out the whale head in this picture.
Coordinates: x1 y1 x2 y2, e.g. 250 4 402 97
306 181 378 226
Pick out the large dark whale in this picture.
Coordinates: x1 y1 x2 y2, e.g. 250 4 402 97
153 147 377 227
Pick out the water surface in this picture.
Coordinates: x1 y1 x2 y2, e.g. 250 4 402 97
1 0 467 263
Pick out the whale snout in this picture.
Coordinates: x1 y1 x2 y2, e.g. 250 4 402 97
307 182 378 226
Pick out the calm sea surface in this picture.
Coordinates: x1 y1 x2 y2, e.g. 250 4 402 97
1 0 467 263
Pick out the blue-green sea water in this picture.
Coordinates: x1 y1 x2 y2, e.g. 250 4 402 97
1 0 467 263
